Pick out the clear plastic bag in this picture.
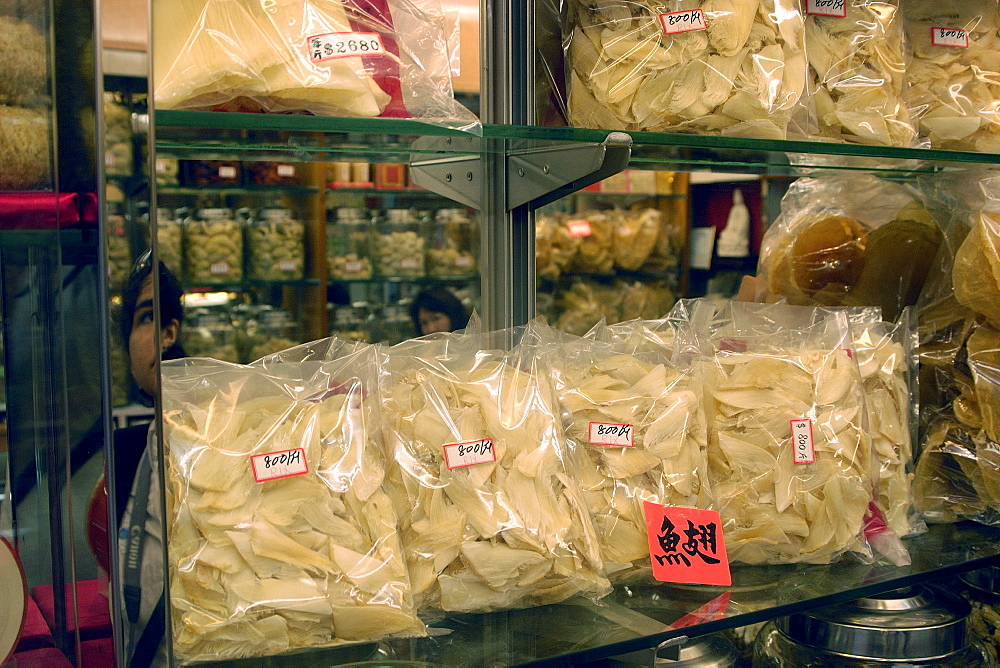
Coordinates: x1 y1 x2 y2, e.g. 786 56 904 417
685 301 881 564
153 0 479 131
377 328 611 613
801 0 917 146
903 1 1000 152
954 210 1000 329
533 319 712 583
565 0 807 139
536 212 579 283
758 174 944 322
914 419 1000 525
161 340 424 663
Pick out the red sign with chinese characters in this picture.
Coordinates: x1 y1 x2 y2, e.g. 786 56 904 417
644 501 731 586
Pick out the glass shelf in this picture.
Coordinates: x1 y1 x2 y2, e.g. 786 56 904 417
155 111 1000 177
158 185 319 196
183 522 1000 667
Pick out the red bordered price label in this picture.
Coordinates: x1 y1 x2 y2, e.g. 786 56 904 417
567 220 592 238
659 9 707 35
790 418 815 464
443 438 496 469
308 32 386 62
588 422 634 447
806 0 846 17
251 448 309 482
932 27 969 48
209 262 230 275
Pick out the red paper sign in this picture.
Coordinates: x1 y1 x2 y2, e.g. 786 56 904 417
567 220 592 238
666 592 732 630
644 501 731 586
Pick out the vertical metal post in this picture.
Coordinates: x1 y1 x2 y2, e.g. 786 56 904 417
480 0 535 331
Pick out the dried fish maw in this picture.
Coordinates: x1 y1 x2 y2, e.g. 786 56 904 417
330 544 405 596
975 437 1000 507
438 573 512 612
705 0 759 56
331 604 422 641
968 323 1000 443
789 215 867 294
249 519 335 575
459 541 548 589
954 213 1000 327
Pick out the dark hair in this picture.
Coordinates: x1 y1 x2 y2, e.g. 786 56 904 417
409 287 469 334
119 252 186 359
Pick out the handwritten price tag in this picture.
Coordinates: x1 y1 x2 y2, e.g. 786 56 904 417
644 502 730 586
276 164 296 177
308 32 386 62
344 260 364 273
218 166 237 179
251 448 309 482
790 418 815 464
278 260 297 272
588 422 634 447
931 27 969 48
659 9 707 35
443 438 496 469
806 0 846 17
209 262 230 275
400 257 419 270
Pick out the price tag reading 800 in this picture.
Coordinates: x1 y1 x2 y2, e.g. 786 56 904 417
790 418 815 464
308 32 386 63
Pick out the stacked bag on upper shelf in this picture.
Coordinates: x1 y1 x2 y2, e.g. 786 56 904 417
562 0 1000 150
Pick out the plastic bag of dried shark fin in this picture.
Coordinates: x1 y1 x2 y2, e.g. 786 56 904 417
564 0 807 139
528 318 712 583
160 339 424 663
676 300 901 565
377 327 611 613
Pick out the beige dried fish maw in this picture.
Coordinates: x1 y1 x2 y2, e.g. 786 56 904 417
904 1 1000 150
968 323 1000 443
566 0 806 137
705 341 874 565
570 212 615 274
614 209 661 271
954 212 1000 327
380 337 610 612
160 351 423 663
803 1 914 146
549 336 712 581
914 421 993 522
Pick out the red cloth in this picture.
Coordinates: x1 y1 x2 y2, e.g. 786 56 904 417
80 638 116 667
0 193 81 230
30 579 112 641
15 596 53 651
8 647 73 667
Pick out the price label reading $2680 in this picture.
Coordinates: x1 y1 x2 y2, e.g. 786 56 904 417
309 32 386 62
659 9 707 35
251 448 309 482
790 419 815 464
588 422 634 447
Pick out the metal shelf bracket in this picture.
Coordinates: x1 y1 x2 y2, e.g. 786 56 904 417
507 131 633 209
408 136 483 210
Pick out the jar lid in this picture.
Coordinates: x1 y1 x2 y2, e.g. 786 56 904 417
960 566 1000 595
776 585 971 661
610 635 737 667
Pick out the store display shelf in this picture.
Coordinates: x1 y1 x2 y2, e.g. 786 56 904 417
158 185 319 196
184 279 321 292
329 274 479 285
156 111 1000 176
191 522 1000 667
327 186 430 195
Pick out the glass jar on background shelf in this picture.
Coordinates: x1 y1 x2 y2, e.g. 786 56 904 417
427 207 478 277
376 208 425 278
184 307 239 363
154 156 179 187
247 207 305 281
330 304 370 343
156 207 182 276
184 207 243 285
327 207 374 280
246 306 299 361
380 304 416 343
106 202 131 288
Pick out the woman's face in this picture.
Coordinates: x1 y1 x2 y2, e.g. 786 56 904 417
128 275 178 396
418 308 451 335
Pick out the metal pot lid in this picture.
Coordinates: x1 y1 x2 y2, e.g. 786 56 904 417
776 585 971 661
960 566 1000 595
654 635 738 666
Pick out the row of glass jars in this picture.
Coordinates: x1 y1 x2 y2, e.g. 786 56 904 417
327 206 478 281
157 206 306 284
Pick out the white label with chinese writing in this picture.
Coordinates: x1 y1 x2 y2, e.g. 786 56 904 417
344 260 364 273
806 0 846 17
308 32 386 62
932 27 969 48
218 166 237 179
568 220 592 238
278 260 297 272
155 158 167 174
209 262 230 275
400 257 419 270
790 419 815 464
443 438 496 469
659 9 707 35
588 422 634 447
455 256 473 268
251 448 309 482
276 164 296 177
